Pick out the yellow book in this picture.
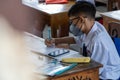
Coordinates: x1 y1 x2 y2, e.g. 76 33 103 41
62 57 90 63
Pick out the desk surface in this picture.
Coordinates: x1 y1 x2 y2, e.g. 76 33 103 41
23 0 75 15
101 10 120 20
25 32 102 80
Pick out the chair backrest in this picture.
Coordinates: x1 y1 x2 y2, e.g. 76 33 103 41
108 22 120 57
108 22 120 38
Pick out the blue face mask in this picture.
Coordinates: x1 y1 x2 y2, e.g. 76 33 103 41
69 24 83 36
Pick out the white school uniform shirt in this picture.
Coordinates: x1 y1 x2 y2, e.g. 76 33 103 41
74 21 120 79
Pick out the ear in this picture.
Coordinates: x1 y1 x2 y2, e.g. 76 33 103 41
81 16 85 23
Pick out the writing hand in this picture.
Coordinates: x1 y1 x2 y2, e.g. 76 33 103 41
45 38 55 47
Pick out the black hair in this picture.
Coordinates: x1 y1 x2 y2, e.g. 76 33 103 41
68 1 96 19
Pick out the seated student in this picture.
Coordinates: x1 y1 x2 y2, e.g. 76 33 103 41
45 1 120 80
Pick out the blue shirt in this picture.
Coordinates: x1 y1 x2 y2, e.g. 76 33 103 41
74 21 120 79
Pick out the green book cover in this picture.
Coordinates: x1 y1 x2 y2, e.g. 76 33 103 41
41 60 77 76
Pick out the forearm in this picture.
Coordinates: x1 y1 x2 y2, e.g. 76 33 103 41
54 37 76 45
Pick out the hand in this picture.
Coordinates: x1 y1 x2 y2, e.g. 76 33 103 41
45 38 55 47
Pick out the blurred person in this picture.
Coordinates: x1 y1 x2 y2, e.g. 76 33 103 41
0 0 46 79
0 15 46 80
0 15 33 80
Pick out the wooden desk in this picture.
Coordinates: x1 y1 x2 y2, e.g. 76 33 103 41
101 10 120 30
25 32 102 80
48 60 102 80
23 1 75 38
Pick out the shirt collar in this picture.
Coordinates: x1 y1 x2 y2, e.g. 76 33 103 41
84 21 98 46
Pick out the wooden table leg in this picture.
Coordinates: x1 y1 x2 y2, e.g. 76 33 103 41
51 13 69 38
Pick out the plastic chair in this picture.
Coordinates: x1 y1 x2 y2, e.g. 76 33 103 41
108 22 120 80
108 21 120 56
108 22 120 38
108 22 120 55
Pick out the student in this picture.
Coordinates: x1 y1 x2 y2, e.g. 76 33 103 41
45 1 120 80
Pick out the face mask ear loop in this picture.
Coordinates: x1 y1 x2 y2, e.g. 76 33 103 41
80 16 87 27
74 18 80 26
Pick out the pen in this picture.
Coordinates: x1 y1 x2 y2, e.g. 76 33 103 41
48 27 55 47
48 27 51 40
83 43 87 57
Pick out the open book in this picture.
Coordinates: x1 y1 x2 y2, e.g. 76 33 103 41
24 32 80 76
24 32 82 61
31 48 82 61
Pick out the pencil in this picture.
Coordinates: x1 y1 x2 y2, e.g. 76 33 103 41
48 27 51 40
